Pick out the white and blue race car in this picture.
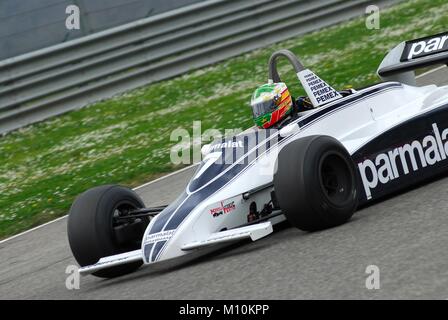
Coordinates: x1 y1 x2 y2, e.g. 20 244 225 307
67 32 448 278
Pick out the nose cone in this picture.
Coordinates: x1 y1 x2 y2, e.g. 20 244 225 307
142 226 178 264
142 220 188 264
142 232 191 265
141 192 189 264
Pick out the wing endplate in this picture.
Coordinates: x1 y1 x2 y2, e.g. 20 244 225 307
78 249 142 275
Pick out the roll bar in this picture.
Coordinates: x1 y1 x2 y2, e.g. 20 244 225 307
268 49 306 83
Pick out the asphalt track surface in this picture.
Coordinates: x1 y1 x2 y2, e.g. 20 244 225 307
1 67 447 299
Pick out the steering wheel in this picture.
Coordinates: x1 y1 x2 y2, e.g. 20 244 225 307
268 49 306 83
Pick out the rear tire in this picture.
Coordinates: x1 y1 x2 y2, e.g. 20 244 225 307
67 185 148 278
274 135 358 231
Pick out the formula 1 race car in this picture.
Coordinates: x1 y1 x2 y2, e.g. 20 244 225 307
68 32 448 278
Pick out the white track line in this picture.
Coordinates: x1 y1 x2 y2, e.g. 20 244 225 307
416 65 446 79
0 215 69 244
133 163 198 190
0 163 199 244
2 66 446 245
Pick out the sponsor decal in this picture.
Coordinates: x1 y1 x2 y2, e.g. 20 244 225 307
297 69 342 107
358 123 448 199
209 140 243 152
145 229 175 244
401 32 448 61
210 201 236 218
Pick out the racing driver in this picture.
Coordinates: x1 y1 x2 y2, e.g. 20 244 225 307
250 82 353 129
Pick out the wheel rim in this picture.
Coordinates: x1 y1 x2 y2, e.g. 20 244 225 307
110 200 146 249
112 201 137 226
318 151 353 205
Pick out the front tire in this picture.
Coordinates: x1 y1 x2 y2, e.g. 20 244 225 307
274 135 358 231
67 185 149 278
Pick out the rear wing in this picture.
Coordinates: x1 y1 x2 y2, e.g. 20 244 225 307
377 32 448 85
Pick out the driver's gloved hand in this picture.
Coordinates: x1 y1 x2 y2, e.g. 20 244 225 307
339 88 356 97
295 96 314 112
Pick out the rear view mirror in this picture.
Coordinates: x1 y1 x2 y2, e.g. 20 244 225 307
279 123 299 138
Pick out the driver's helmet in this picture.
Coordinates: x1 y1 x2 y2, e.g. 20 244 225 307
250 82 292 129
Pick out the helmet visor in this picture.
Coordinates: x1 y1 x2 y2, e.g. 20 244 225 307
252 100 276 118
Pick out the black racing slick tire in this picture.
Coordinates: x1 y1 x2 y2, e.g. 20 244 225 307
273 135 358 231
67 185 148 278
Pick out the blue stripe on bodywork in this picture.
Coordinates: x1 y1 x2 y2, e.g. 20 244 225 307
143 243 154 262
150 192 188 233
187 129 277 194
151 241 166 262
165 163 247 230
